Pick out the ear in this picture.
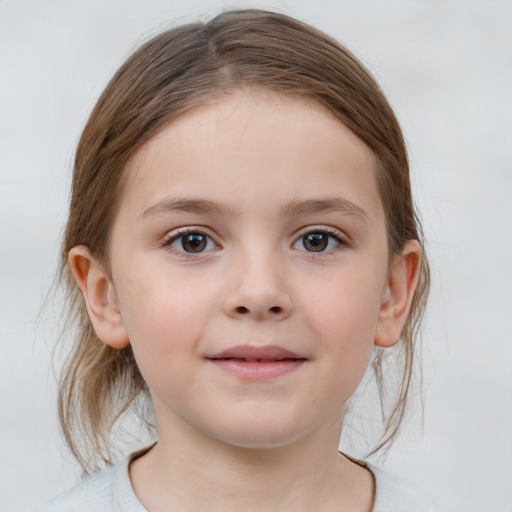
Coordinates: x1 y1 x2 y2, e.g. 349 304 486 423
374 240 422 348
69 246 130 349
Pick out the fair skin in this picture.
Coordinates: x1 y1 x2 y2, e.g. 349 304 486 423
70 91 421 512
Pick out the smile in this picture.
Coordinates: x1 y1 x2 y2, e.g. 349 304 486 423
207 345 307 380
220 357 295 362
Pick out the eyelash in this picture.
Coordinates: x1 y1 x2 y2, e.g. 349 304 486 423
161 226 348 258
292 226 347 255
161 228 219 259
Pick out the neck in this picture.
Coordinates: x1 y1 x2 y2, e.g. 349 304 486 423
129 412 374 512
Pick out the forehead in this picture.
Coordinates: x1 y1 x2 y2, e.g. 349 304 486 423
119 90 383 224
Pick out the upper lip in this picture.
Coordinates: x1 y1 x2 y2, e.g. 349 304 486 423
208 344 305 361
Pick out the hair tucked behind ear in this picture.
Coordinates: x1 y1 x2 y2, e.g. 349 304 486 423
58 8 430 474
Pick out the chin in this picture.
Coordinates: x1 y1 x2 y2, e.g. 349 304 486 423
208 419 307 451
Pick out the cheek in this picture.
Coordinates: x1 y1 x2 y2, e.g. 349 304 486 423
115 265 217 377
298 270 383 385
302 269 383 338
118 255 215 327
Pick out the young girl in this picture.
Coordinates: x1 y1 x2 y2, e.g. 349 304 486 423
33 9 432 511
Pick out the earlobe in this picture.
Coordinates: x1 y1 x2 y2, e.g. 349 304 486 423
69 246 130 349
374 240 422 348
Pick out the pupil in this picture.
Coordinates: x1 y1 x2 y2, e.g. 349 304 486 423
303 233 328 252
182 233 207 253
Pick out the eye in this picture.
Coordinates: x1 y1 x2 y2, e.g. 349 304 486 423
293 229 344 253
165 230 217 254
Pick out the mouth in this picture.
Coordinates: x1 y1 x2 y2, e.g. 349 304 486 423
217 357 299 362
208 344 304 360
207 345 307 380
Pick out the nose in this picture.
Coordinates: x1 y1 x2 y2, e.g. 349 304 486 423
222 251 293 321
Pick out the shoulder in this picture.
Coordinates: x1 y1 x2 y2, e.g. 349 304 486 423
29 467 115 512
367 463 434 512
29 456 146 512
29 465 119 512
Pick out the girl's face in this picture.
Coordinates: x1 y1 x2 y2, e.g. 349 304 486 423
83 91 412 449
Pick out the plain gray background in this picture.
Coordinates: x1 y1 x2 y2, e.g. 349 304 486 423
1 1 511 511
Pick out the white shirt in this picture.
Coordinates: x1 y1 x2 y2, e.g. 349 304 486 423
31 454 434 511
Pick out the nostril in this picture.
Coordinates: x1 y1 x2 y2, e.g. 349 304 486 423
233 305 285 316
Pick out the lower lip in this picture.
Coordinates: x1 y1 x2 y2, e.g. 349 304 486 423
209 359 306 380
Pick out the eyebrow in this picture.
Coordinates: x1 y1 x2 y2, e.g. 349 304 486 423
140 197 240 220
140 196 370 225
282 198 371 225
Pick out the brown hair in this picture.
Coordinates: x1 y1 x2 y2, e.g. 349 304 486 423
58 8 430 473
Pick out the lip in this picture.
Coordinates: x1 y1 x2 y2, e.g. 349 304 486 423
207 344 307 380
209 344 303 361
